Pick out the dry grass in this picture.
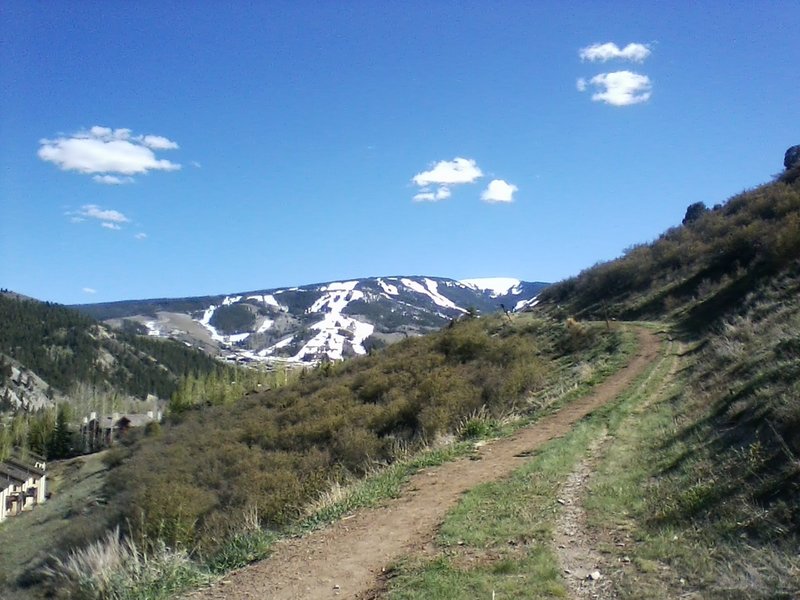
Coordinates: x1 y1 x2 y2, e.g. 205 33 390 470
40 527 210 600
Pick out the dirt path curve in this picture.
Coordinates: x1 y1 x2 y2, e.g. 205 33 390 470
186 328 661 600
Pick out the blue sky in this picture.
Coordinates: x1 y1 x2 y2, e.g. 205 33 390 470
1 2 797 304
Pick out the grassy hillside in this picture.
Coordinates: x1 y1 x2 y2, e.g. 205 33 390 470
541 176 800 331
539 175 800 535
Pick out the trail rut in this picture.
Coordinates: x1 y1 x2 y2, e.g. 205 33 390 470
186 328 660 600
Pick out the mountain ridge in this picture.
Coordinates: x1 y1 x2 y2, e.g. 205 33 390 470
72 275 549 364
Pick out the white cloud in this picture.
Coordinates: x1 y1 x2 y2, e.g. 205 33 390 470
134 232 148 240
412 157 483 186
140 135 179 150
101 222 121 230
80 204 130 223
580 42 651 63
93 174 134 185
82 287 97 294
481 179 518 203
582 71 652 106
576 78 587 92
39 126 180 181
413 186 452 202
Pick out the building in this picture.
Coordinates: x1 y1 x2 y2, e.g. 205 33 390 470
79 410 162 452
0 451 46 523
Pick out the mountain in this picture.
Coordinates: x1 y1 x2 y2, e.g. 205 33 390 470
73 276 549 365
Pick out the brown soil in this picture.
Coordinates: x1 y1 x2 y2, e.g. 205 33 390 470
185 328 660 600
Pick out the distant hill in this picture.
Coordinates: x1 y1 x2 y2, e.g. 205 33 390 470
73 276 549 365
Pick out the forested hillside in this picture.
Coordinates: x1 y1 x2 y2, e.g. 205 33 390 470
0 294 230 404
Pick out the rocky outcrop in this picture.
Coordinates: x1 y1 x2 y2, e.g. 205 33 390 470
784 145 800 170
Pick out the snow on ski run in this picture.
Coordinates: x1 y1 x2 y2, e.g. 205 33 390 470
247 294 284 310
400 278 466 312
378 278 399 296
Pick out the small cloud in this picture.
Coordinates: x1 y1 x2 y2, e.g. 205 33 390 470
580 42 651 63
139 135 179 150
69 204 131 230
82 287 97 294
411 157 482 202
93 174 134 185
412 157 483 186
39 126 180 182
79 204 130 223
481 179 518 203
190 160 202 168
413 186 452 202
134 232 148 240
583 71 652 106
576 78 587 92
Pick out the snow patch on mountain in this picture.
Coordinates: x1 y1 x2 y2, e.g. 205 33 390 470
259 335 295 357
296 281 373 360
310 287 364 314
319 280 359 293
198 301 252 344
256 318 274 333
460 277 522 297
514 296 540 311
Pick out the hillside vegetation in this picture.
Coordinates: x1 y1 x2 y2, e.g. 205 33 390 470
104 315 625 553
542 176 800 330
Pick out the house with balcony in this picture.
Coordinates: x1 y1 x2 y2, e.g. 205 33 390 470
0 451 46 523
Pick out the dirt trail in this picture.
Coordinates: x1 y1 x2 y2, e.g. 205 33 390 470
553 342 682 600
186 328 660 600
554 428 618 599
